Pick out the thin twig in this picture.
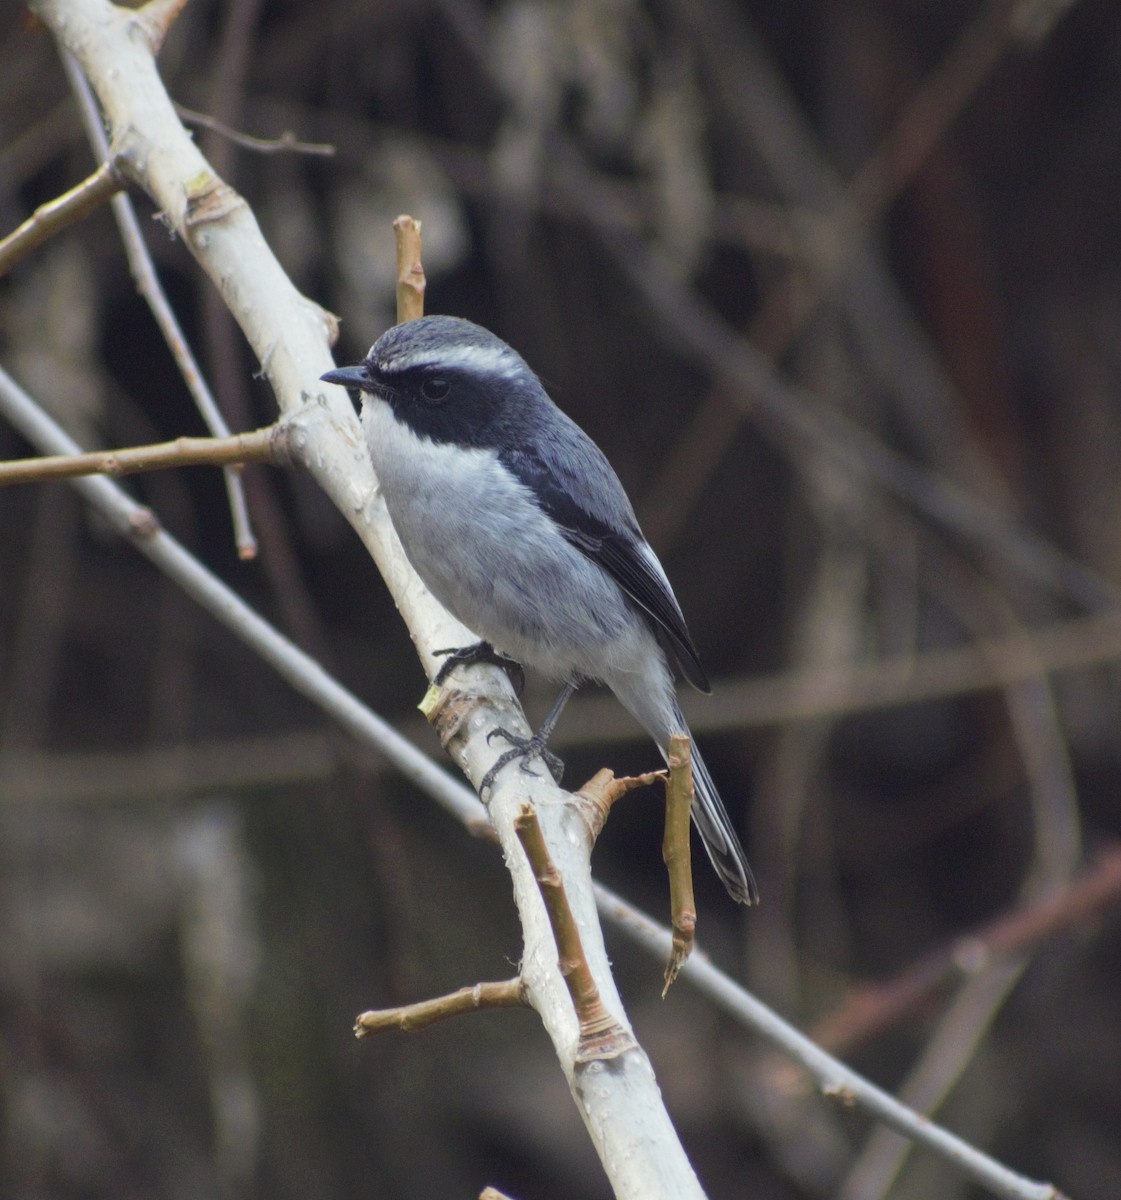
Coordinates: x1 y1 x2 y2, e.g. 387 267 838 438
0 161 124 277
513 804 637 1062
572 767 667 841
0 427 282 487
175 102 336 157
61 54 259 559
354 979 528 1037
662 734 697 994
394 215 426 322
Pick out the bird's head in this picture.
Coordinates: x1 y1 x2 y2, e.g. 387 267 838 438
321 316 540 447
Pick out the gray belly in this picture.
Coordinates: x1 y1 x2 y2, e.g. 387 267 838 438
365 404 641 681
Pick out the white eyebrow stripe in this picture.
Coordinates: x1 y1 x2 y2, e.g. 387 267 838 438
373 340 523 379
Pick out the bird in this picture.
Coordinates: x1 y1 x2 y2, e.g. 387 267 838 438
321 315 758 904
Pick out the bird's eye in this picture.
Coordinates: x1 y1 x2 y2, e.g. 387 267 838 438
420 376 451 402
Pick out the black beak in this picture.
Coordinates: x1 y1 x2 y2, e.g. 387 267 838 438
320 364 369 390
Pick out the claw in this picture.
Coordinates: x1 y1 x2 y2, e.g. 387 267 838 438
481 727 566 794
433 641 525 695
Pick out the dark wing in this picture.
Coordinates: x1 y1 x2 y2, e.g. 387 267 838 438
568 526 711 693
500 433 710 693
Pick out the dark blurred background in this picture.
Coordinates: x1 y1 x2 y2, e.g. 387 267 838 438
2 0 1121 1197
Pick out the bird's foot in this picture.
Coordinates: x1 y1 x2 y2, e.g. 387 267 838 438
481 727 565 793
433 641 525 696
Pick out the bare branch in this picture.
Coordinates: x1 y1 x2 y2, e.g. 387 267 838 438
514 804 637 1063
573 767 667 842
354 979 528 1037
0 161 123 277
174 102 336 157
662 735 697 993
394 214 426 322
60 53 258 557
0 427 281 487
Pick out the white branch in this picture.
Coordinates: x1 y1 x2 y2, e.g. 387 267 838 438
26 1 705 1195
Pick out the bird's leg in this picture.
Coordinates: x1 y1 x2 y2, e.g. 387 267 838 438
481 680 577 793
433 640 525 696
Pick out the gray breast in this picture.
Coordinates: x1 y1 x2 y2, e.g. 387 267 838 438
362 398 646 681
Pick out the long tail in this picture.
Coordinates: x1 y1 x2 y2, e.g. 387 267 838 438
609 662 759 904
672 705 759 905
